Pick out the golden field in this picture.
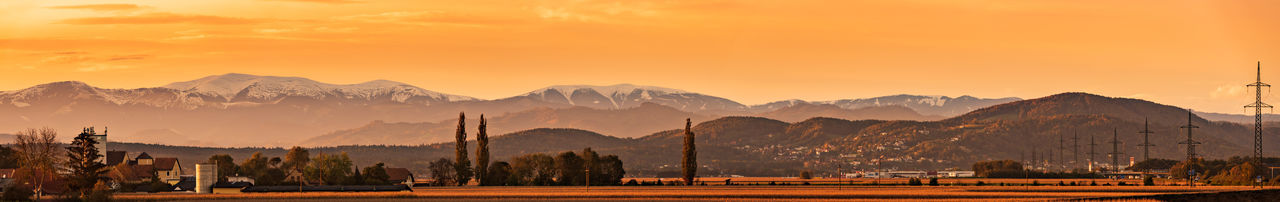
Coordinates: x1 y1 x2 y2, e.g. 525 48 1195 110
112 184 1268 201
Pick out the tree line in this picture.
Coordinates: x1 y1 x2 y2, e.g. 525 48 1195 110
206 146 396 186
426 113 635 186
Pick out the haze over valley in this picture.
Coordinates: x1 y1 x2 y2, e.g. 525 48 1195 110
0 73 1021 147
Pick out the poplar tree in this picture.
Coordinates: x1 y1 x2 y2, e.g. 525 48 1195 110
454 112 473 185
475 114 490 186
681 118 697 185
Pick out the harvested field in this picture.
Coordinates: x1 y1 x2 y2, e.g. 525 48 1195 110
113 185 1272 201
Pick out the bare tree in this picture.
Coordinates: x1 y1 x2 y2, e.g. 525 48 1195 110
14 127 59 200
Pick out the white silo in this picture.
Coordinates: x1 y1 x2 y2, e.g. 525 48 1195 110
196 163 217 193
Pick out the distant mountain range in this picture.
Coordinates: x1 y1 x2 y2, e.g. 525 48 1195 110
0 73 1022 147
114 92 1280 177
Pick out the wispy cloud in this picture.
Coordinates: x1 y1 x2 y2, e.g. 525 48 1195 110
76 64 133 72
338 11 523 26
58 12 260 25
46 4 144 12
1210 84 1247 99
263 0 363 4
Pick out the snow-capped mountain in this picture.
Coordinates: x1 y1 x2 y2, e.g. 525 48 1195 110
749 95 1022 117
163 73 476 105
0 74 1023 147
513 84 748 113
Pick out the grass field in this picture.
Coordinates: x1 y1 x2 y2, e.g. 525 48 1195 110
113 184 1272 201
625 177 1152 186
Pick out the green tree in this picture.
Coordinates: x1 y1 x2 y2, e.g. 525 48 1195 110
681 118 697 185
1128 159 1180 171
284 147 310 170
0 146 19 169
511 153 555 186
428 158 457 186
972 160 1023 177
207 154 238 182
486 161 513 186
305 152 354 185
598 155 626 185
363 163 391 185
349 165 365 185
454 112 474 186
240 152 271 183
283 147 310 183
1170 158 1206 179
554 151 584 186
476 115 490 186
582 148 601 185
65 127 107 199
1208 161 1265 185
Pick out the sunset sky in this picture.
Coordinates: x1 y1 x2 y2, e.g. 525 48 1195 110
2 0 1279 114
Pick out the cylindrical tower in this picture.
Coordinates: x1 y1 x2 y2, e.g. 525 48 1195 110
196 163 216 193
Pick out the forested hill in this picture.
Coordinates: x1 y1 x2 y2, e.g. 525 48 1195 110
110 92 1280 177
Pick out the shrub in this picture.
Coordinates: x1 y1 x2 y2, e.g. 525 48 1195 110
2 184 33 201
1143 176 1155 186
928 178 939 186
1090 181 1098 186
802 182 811 185
624 179 639 186
908 178 923 186
1118 182 1128 186
1031 180 1039 186
975 181 985 186
800 171 812 179
1070 181 1078 186
1057 181 1065 186
148 180 172 193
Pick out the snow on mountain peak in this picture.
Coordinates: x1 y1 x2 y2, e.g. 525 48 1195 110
525 84 690 97
162 73 476 102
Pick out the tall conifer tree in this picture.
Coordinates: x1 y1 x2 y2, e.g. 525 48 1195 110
681 118 697 185
66 127 106 198
454 112 473 185
475 114 490 185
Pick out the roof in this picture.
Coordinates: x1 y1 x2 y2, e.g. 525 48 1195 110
0 169 14 179
174 176 196 191
106 151 128 166
213 181 253 188
385 168 412 182
110 164 155 182
154 158 179 170
135 152 153 159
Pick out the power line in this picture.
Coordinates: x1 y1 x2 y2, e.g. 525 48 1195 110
1072 132 1080 168
1137 118 1155 162
1109 128 1124 171
1179 110 1201 162
1246 61 1271 163
1087 135 1098 171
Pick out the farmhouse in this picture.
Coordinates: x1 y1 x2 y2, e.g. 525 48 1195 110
386 168 415 185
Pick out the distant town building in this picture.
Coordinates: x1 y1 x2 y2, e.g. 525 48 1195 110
385 168 415 185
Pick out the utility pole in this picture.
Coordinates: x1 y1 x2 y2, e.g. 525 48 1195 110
1072 132 1080 168
1059 133 1065 170
1179 110 1201 162
1109 129 1124 172
1031 148 1038 168
1087 135 1098 172
1138 119 1156 162
1246 61 1271 163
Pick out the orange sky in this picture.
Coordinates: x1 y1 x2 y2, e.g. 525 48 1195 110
2 0 1279 114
